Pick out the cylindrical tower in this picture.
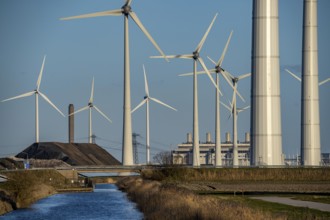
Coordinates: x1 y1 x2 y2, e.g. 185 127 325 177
187 133 192 143
301 0 320 166
251 0 283 165
68 104 74 143
206 132 211 143
225 132 231 143
245 132 250 143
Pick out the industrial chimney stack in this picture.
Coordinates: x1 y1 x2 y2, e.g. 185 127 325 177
301 0 321 165
68 104 74 143
251 0 283 165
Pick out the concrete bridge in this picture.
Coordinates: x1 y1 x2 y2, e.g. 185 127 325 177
55 165 145 179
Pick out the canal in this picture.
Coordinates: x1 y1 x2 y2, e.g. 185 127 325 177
0 184 143 220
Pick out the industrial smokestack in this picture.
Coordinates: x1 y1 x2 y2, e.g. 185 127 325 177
187 133 192 143
245 132 250 143
206 132 211 143
301 0 320 166
225 132 231 143
251 0 283 165
68 104 74 143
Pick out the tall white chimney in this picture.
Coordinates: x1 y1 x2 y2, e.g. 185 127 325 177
301 0 321 165
225 132 231 143
206 132 211 143
251 0 283 165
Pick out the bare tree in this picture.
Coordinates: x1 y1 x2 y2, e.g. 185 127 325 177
153 151 172 165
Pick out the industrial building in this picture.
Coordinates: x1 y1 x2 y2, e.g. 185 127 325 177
172 132 330 166
172 132 251 166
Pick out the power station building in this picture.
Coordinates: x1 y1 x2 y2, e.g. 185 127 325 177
171 132 330 166
172 132 251 166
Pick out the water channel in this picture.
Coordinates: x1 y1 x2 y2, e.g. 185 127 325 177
0 184 143 220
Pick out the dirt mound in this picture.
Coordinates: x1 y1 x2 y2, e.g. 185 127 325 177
16 142 121 166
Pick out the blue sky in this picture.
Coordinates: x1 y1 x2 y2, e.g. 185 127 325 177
0 0 329 162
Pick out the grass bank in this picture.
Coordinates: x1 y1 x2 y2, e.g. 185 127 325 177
116 168 330 219
117 176 275 220
142 167 330 182
0 169 91 215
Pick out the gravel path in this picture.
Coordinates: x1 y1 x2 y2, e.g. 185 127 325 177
250 196 330 212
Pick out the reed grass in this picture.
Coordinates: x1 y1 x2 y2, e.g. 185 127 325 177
117 177 277 220
142 167 330 182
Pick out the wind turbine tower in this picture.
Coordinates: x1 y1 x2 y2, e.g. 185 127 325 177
251 0 283 165
301 0 320 166
61 0 167 165
69 104 74 143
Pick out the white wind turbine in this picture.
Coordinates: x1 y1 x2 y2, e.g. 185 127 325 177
61 0 167 165
179 31 246 167
1 55 65 143
69 77 112 144
132 65 177 164
151 13 221 167
221 72 251 167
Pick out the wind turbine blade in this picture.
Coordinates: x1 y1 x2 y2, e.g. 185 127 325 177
1 91 35 102
223 70 234 79
319 77 330 86
93 105 112 123
285 69 301 82
150 97 177 111
237 106 250 113
69 105 90 116
195 13 218 53
60 9 122 20
217 30 233 66
220 101 231 112
131 99 147 113
36 55 46 90
179 69 216 77
207 56 217 66
222 70 235 87
150 54 193 59
234 83 246 102
38 92 65 117
238 73 251 80
89 77 95 103
129 11 168 62
143 65 149 96
126 0 133 6
198 57 222 96
222 70 245 102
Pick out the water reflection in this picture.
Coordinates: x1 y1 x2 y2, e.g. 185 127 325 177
1 184 143 220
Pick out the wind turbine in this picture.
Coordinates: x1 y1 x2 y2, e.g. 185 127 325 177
61 0 167 165
179 31 246 167
221 72 251 167
2 55 65 143
69 77 112 144
151 13 220 167
132 65 177 164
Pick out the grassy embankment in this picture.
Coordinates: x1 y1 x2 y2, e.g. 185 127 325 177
117 167 330 220
0 169 91 215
